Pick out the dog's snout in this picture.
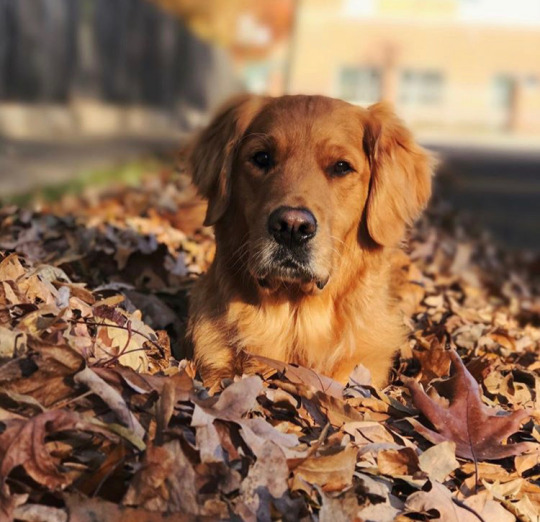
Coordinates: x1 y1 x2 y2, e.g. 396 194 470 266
268 206 317 246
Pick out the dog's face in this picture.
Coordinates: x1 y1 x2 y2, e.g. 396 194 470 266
190 95 432 294
232 97 370 292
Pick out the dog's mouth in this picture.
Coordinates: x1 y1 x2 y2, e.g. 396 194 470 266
254 254 329 294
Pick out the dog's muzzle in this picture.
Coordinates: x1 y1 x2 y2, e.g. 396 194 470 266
267 206 317 248
254 206 328 292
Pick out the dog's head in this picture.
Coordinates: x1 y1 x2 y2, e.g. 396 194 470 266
190 94 432 294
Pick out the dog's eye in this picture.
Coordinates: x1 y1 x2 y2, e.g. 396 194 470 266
332 161 353 176
251 151 272 169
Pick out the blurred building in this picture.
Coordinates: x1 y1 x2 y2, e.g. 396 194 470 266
245 0 540 136
2 0 540 139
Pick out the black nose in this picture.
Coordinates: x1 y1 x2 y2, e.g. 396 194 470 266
268 206 317 247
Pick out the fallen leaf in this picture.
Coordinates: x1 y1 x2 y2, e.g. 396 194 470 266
0 326 27 359
74 366 146 443
192 376 299 459
0 410 116 489
123 440 227 518
0 342 83 407
13 503 68 522
313 391 364 427
463 491 515 522
412 343 452 384
515 449 540 476
292 447 358 492
406 350 535 460
511 495 539 521
191 376 263 423
66 493 197 521
318 489 361 522
248 353 345 399
377 447 421 477
239 441 289 519
418 441 459 482
405 480 482 521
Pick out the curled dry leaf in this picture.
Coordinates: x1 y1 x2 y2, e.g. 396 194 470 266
0 410 117 490
123 439 229 518
377 447 420 477
192 376 300 459
514 448 540 476
13 504 68 522
0 326 27 359
0 484 27 521
74 366 145 444
292 446 358 492
412 340 452 385
405 480 497 522
0 342 84 408
122 442 198 514
463 492 516 522
355 473 403 520
191 375 263 423
247 353 345 399
406 350 535 460
239 441 290 520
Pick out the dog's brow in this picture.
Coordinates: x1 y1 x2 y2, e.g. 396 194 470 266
318 141 356 160
240 133 274 147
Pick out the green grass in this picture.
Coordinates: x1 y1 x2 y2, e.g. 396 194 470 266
5 160 158 207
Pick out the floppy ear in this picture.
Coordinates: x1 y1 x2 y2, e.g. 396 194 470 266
189 94 265 226
363 103 433 246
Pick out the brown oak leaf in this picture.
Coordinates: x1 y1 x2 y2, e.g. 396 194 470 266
405 350 535 460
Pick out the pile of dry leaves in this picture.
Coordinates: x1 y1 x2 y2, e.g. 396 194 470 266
0 168 539 521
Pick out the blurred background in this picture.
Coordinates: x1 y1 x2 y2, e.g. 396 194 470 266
1 0 539 252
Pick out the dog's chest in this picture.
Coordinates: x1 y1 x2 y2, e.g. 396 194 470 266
230 298 361 369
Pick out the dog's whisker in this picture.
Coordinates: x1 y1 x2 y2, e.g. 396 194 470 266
223 233 252 276
226 233 251 259
227 253 248 278
329 234 355 255
227 243 249 269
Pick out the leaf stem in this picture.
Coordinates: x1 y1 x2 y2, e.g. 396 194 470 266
452 497 486 522
68 318 164 353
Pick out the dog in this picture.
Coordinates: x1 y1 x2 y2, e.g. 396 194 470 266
186 94 432 388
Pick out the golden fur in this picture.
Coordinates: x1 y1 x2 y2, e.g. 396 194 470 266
186 94 432 388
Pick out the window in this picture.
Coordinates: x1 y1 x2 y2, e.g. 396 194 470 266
400 70 444 105
339 67 381 104
491 75 514 109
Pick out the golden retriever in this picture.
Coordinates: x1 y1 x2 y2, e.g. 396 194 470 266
186 94 432 388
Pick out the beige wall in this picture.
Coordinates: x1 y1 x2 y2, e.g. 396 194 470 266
287 4 540 133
